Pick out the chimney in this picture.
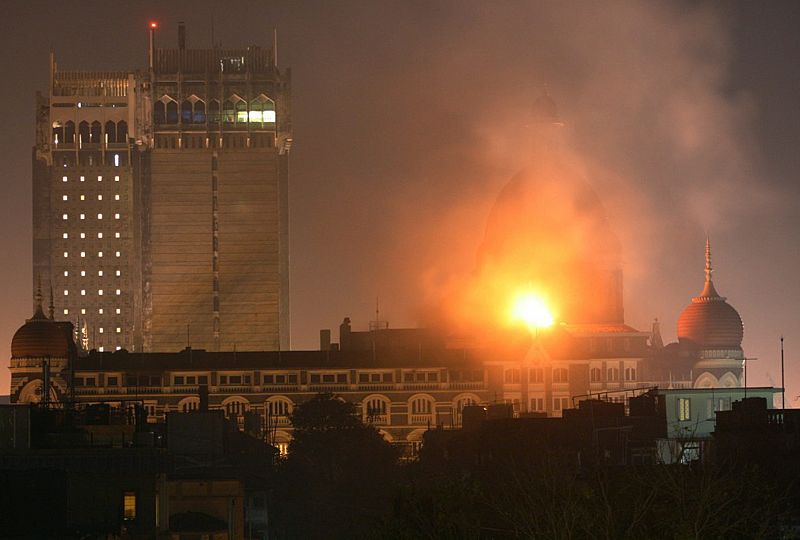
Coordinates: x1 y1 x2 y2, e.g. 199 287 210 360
320 329 331 351
178 22 186 50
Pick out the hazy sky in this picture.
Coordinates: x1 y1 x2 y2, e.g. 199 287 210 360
1 1 799 400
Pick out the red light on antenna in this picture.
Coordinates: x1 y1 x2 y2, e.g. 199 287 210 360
150 22 158 29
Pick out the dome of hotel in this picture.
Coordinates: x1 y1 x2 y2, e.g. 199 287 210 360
677 240 743 350
11 294 70 359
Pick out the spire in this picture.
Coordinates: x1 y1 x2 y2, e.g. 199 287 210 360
48 282 55 320
698 237 721 299
31 274 47 320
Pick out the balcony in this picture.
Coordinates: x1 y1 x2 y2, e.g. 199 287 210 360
265 415 292 427
448 381 484 390
409 414 435 426
365 414 390 426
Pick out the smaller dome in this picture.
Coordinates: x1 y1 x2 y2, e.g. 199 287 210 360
11 305 70 359
676 240 743 350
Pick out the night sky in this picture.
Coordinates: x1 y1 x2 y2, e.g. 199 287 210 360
1 1 799 400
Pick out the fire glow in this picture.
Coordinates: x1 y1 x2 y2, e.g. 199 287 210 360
510 292 555 329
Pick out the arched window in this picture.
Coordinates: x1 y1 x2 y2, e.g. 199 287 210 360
552 368 569 383
223 397 249 418
105 121 116 143
222 99 235 124
590 367 602 383
154 101 166 124
78 121 90 144
90 121 102 144
607 367 619 382
166 100 178 124
117 121 128 142
409 394 435 425
64 121 75 144
178 396 200 412
363 395 391 425
52 122 63 145
193 100 206 123
208 100 220 123
249 95 276 126
624 367 636 381
266 397 293 426
235 98 247 124
181 99 192 123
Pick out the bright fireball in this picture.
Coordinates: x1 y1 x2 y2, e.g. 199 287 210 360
511 293 554 329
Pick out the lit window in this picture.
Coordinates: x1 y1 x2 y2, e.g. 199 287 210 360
116 289 121 295
80 195 85 201
123 492 136 520
115 194 120 200
98 232 103 238
80 251 86 258
97 175 102 182
116 346 121 351
80 176 85 182
116 270 121 276
114 154 120 166
99 308 103 314
80 233 85 239
98 289 104 295
80 271 86 276
99 327 104 333
62 233 68 239
62 214 68 220
114 175 120 182
81 289 86 296
99 251 104 257
115 251 121 257
81 308 86 314
62 195 68 201
115 232 120 238
63 309 69 315
97 195 103 201
116 327 121 333
98 270 103 276
63 290 68 296
80 213 85 220
97 213 103 219
98 346 104 352
678 398 691 421
62 176 68 182
63 271 68 277
63 251 68 258
116 308 121 314
114 213 120 219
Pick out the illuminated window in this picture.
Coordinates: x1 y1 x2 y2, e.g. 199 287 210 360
98 289 104 295
116 346 121 351
114 175 120 182
80 271 86 276
81 308 86 314
80 251 86 258
97 195 103 201
116 289 121 295
116 327 121 333
115 233 120 238
81 290 86 296
80 176 85 182
63 251 68 258
62 195 68 201
116 270 121 276
98 346 104 352
80 213 85 220
115 251 121 257
97 175 102 182
98 232 103 238
115 213 120 219
62 233 68 239
99 327 104 333
63 290 68 296
97 213 103 219
116 308 121 314
99 308 103 314
114 154 120 166
63 271 68 277
80 233 85 239
62 176 68 182
98 251 103 257
115 194 120 200
677 398 691 421
62 214 68 220
98 270 103 276
63 309 69 315
80 194 85 200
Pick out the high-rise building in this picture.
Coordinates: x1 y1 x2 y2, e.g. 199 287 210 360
32 24 291 353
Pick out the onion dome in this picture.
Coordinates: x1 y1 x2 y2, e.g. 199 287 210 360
677 240 743 350
11 283 70 359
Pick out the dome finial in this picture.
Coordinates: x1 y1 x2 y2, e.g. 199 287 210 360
48 282 55 320
34 274 43 310
699 237 720 299
705 237 713 284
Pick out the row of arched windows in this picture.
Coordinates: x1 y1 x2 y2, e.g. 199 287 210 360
154 94 276 126
53 120 128 145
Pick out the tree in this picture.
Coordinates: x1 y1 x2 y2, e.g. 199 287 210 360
269 394 400 539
